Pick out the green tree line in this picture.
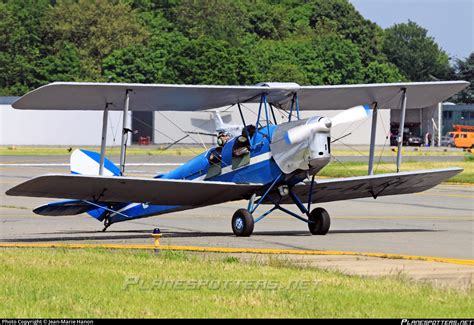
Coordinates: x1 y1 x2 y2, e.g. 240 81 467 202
0 0 471 102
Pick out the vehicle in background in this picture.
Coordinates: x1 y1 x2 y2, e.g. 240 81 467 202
390 132 423 146
440 135 455 147
403 134 423 146
450 125 474 148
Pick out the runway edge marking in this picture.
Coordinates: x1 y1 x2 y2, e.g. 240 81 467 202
0 242 473 267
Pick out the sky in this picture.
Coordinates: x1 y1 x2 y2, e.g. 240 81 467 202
349 0 473 61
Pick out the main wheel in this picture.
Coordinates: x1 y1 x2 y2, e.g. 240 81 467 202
232 208 254 237
308 207 330 235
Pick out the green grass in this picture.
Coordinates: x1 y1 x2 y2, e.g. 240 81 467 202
331 148 470 157
0 248 472 318
319 160 474 184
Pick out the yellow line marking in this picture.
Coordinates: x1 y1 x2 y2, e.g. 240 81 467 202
0 242 472 267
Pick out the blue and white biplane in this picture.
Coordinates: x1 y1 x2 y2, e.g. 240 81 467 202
6 81 469 236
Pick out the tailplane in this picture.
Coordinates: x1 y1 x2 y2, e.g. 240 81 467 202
33 149 119 219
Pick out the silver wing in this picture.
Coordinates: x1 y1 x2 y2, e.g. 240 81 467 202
6 174 263 207
269 168 463 204
12 81 468 111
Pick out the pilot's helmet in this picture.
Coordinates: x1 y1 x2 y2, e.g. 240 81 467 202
217 131 230 146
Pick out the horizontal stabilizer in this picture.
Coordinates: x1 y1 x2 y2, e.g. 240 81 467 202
33 200 105 216
7 174 263 207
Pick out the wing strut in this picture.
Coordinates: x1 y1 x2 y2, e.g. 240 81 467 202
99 103 110 175
367 102 378 175
119 90 132 174
396 88 408 172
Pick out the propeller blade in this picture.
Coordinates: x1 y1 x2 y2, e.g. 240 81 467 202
284 104 371 145
285 118 331 144
331 104 371 127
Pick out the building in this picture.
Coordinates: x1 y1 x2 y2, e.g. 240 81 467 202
0 97 128 146
441 103 474 135
2 96 471 147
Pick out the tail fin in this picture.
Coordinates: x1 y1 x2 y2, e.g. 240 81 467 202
70 149 121 176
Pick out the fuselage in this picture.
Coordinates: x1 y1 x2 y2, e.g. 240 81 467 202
104 120 331 224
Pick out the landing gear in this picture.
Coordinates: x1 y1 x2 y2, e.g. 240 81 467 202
234 176 331 236
102 217 112 232
232 209 254 237
307 207 331 235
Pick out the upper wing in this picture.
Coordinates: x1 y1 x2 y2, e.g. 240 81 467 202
11 82 298 112
12 81 468 111
6 174 262 207
297 81 469 110
270 168 463 204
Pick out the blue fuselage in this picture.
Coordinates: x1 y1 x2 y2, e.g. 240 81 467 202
104 126 282 223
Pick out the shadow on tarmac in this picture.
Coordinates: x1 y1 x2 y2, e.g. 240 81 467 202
3 228 439 243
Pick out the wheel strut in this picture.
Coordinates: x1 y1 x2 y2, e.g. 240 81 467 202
102 217 112 232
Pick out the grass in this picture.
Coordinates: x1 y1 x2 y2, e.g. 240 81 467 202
0 248 473 318
331 148 470 157
319 159 474 184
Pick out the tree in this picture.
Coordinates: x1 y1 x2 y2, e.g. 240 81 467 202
102 32 188 84
363 61 405 83
0 0 51 95
167 36 258 85
253 35 366 85
450 53 474 103
308 0 385 65
47 0 149 79
246 2 290 40
382 21 451 81
166 0 249 44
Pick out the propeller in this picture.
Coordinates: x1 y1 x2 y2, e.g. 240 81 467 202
285 104 372 144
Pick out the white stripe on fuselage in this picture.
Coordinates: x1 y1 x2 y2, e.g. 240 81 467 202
194 151 272 181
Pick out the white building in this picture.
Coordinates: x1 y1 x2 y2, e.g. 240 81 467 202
2 96 448 147
1 96 390 146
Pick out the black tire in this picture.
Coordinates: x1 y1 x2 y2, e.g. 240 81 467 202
232 208 254 237
308 207 331 235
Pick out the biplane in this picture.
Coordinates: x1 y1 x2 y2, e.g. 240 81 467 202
6 81 469 236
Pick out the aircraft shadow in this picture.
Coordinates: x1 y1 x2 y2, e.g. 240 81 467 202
3 228 438 243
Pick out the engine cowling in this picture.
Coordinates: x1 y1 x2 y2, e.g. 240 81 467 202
270 118 331 175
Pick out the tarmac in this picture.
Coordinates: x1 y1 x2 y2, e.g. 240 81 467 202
1 154 473 289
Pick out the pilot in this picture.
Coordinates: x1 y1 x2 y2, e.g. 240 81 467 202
209 131 230 164
233 125 255 157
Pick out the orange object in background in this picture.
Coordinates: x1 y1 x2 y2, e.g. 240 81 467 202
138 136 151 145
450 125 474 148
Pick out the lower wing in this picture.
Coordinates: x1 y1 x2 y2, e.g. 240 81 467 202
6 174 263 207
272 168 463 204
